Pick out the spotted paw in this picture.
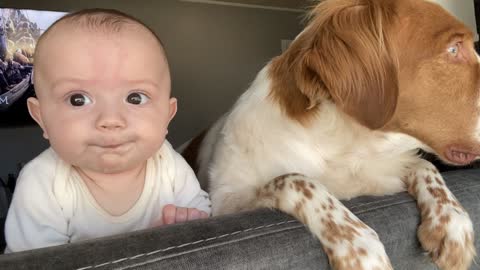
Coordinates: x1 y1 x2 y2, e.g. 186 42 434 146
418 206 475 270
325 228 393 270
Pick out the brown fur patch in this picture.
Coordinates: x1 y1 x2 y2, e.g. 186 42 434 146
435 177 444 186
418 222 474 270
328 247 365 270
293 179 313 199
327 245 392 270
343 210 369 229
268 0 398 129
381 0 480 164
294 200 308 224
425 176 432 185
427 187 450 204
273 177 286 191
407 176 418 198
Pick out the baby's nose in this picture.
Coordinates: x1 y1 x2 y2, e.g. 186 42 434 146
96 106 126 130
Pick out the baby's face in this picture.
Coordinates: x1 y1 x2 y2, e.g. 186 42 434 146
29 25 176 174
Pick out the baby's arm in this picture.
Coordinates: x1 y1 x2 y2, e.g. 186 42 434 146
171 152 211 214
4 164 70 253
151 145 211 227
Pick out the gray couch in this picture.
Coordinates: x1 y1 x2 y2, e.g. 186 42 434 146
0 169 479 269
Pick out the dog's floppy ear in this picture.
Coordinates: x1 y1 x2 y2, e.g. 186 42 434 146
296 0 399 129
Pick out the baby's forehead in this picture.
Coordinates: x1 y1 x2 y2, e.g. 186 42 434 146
37 20 167 63
34 20 169 79
47 21 157 43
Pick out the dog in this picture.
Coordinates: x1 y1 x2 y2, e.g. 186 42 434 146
182 0 477 269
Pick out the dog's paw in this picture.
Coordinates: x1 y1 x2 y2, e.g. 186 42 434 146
259 174 393 270
325 227 393 270
418 205 475 270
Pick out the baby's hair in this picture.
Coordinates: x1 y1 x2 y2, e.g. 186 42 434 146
35 8 167 61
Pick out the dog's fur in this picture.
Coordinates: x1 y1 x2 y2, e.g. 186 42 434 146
183 0 478 269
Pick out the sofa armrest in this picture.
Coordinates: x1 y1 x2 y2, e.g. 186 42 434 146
0 169 479 270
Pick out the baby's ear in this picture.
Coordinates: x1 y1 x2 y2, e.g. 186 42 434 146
168 97 177 122
27 97 49 139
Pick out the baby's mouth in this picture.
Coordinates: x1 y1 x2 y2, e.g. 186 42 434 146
102 144 123 149
94 141 132 152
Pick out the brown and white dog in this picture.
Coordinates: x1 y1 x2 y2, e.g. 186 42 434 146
183 0 477 269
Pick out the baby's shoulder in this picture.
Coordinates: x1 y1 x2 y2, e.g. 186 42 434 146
164 141 198 179
9 148 70 221
21 148 58 173
16 148 59 188
159 140 193 169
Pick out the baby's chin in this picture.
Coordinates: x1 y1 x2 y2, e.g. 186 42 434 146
77 155 148 175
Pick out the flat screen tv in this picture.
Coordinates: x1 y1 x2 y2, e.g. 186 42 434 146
0 8 67 126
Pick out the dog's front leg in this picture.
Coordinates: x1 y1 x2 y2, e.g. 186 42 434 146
403 159 475 270
257 173 393 270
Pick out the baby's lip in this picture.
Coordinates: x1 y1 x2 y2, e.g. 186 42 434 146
102 143 123 148
93 143 133 155
92 140 132 150
92 136 132 146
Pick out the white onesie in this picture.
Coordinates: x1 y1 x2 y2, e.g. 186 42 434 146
4 140 211 253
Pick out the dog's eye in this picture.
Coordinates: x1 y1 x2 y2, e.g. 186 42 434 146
447 44 459 56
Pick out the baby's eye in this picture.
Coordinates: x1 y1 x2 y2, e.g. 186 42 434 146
69 93 92 106
126 92 149 105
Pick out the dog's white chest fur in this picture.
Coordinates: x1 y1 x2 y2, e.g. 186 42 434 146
200 67 427 203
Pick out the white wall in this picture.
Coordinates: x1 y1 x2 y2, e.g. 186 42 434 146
432 0 478 40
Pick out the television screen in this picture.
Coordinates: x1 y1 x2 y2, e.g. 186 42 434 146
0 8 67 126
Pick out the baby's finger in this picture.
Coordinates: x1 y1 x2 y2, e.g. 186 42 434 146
163 204 177 225
187 208 200 221
151 218 163 227
175 207 188 223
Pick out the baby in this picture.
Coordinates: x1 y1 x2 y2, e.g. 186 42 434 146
4 8 210 253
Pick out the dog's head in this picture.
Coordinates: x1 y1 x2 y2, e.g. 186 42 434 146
269 0 480 165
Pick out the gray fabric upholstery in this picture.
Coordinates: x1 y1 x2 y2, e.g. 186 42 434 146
0 169 479 270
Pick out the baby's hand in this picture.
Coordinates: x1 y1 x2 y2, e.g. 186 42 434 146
154 204 209 226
